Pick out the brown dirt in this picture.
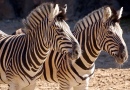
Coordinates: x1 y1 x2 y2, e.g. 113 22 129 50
0 19 130 90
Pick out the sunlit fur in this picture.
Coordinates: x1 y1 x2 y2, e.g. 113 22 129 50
12 6 128 90
0 3 81 90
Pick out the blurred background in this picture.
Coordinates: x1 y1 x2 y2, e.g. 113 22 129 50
0 0 130 20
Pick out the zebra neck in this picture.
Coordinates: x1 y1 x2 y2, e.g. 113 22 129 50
25 32 51 70
73 27 101 68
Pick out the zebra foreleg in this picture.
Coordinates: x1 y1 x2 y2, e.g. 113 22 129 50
8 81 36 90
59 85 73 90
58 77 73 90
73 78 90 90
8 83 22 90
73 84 88 90
58 80 73 90
22 83 36 90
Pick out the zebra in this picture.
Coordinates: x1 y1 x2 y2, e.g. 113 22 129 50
0 3 81 90
11 6 128 90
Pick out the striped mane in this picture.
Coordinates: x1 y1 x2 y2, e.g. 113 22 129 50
73 6 104 32
22 2 67 32
73 5 118 33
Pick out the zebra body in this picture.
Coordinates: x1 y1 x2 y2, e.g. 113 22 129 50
40 6 128 90
0 3 81 90
12 6 128 90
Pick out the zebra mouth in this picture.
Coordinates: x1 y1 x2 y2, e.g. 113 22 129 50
115 58 124 65
67 47 81 60
115 56 127 65
114 52 128 65
68 52 79 60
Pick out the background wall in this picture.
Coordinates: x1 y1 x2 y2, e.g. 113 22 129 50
0 0 130 20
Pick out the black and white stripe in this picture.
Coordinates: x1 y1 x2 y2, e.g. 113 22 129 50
0 3 81 90
12 6 128 90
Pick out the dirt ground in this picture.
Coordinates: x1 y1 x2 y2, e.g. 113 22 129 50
0 18 130 90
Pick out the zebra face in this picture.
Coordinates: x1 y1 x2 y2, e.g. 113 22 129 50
104 22 128 64
48 19 81 60
100 7 128 64
47 4 81 60
11 4 81 60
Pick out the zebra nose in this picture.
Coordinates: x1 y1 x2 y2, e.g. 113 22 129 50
73 48 80 57
120 49 128 58
119 43 125 54
74 50 79 55
71 42 81 59
118 43 128 61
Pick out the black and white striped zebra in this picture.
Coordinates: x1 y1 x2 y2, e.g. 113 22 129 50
11 6 128 90
0 3 81 90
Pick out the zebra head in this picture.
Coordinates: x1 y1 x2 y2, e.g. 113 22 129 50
97 6 128 64
12 3 81 60
45 4 81 60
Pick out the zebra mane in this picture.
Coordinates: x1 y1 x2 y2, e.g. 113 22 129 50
73 5 118 32
22 2 67 32
110 6 120 23
57 5 67 21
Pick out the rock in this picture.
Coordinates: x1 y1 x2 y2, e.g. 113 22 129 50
0 0 15 19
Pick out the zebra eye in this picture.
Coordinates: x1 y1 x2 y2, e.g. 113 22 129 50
108 31 113 34
57 29 63 32
49 20 51 22
61 37 64 40
47 18 51 22
60 37 66 40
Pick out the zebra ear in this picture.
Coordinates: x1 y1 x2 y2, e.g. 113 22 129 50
103 6 112 22
117 7 123 19
63 4 67 14
53 4 60 17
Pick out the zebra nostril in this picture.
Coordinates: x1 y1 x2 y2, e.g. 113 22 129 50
119 43 125 52
120 54 124 59
74 50 79 55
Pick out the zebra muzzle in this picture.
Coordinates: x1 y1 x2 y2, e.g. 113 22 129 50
68 42 81 60
115 48 128 64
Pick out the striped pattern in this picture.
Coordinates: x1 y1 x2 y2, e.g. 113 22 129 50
40 6 128 90
12 6 128 90
0 3 81 90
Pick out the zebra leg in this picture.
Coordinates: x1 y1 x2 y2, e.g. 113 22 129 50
22 82 36 90
8 83 22 90
58 80 73 90
73 84 88 90
59 85 73 90
73 78 90 90
57 72 73 90
8 82 36 90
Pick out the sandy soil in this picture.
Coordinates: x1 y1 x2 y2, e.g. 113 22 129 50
0 19 130 90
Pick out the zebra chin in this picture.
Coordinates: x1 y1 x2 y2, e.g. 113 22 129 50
113 45 128 65
115 58 126 65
